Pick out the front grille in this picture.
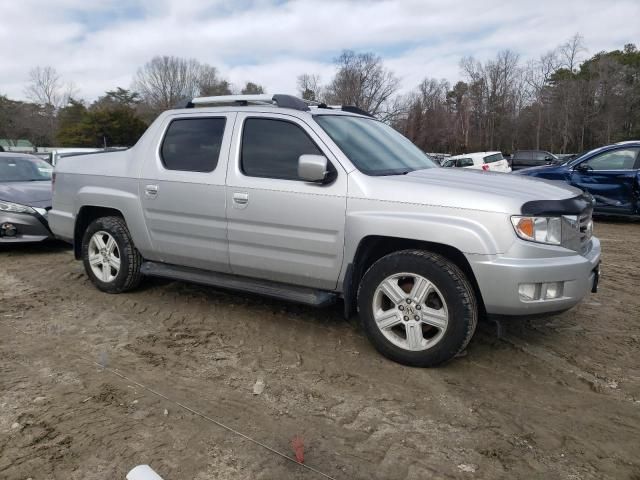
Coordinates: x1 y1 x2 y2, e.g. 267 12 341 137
577 208 593 255
561 208 593 255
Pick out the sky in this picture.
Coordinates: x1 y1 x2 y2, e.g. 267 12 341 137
1 0 638 102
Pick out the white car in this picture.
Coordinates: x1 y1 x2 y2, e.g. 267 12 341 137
442 152 511 173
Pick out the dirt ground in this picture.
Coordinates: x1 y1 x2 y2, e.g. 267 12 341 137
1 220 639 480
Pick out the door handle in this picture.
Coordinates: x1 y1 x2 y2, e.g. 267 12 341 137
232 192 249 205
145 184 159 198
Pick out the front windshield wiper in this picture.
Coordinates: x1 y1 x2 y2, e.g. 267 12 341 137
372 168 416 176
0 179 50 182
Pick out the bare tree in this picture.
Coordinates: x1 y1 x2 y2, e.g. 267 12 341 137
198 65 232 96
134 56 203 110
326 50 400 120
525 50 559 149
559 33 586 73
25 66 74 108
297 74 322 101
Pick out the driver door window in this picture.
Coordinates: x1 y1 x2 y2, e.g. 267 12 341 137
241 118 322 180
583 148 639 171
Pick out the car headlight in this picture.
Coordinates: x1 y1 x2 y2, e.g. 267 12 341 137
511 216 563 245
0 200 36 215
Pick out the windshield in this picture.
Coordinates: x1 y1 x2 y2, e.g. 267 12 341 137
314 115 437 175
0 156 53 182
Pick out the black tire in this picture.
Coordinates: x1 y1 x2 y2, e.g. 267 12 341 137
357 249 478 367
81 216 143 293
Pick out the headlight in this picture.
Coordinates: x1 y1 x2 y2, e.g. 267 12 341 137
0 200 36 215
511 216 563 245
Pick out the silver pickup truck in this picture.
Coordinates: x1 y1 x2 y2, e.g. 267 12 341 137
50 94 601 367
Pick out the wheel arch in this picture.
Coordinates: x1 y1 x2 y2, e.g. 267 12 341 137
73 206 125 259
342 235 486 319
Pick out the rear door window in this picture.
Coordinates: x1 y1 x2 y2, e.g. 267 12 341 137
241 118 322 180
458 158 474 167
161 118 226 172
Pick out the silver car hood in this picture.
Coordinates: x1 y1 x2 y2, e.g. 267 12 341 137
352 168 583 214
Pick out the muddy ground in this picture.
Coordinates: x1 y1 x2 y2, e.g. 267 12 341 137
0 220 638 480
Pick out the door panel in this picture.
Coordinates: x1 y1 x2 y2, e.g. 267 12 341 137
570 148 640 215
140 113 236 272
226 113 347 290
571 170 638 214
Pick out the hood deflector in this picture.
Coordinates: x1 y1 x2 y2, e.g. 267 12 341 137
521 193 594 216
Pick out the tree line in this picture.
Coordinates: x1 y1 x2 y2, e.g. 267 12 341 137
1 34 638 154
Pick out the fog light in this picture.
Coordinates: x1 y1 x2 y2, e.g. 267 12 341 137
1 222 17 237
543 282 563 299
518 283 539 301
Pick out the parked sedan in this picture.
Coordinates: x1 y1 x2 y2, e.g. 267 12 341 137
442 151 511 172
0 153 54 242
516 142 640 217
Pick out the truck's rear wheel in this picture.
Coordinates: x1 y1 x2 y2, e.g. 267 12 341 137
357 250 477 367
81 216 143 293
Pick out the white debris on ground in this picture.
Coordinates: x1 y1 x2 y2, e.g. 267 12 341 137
252 377 265 395
457 463 478 473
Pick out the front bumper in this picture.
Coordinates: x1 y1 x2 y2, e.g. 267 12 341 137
0 211 52 243
467 237 601 316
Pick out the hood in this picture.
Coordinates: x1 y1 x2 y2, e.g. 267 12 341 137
352 167 582 214
0 181 52 208
514 164 563 175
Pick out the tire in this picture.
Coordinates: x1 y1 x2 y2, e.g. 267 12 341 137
357 249 478 367
81 216 143 293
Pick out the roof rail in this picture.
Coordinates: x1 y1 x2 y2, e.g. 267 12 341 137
310 103 374 118
176 94 310 112
173 94 374 117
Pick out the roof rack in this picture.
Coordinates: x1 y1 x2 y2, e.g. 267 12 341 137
175 94 310 112
174 94 374 117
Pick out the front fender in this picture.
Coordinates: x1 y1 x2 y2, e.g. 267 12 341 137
345 210 502 255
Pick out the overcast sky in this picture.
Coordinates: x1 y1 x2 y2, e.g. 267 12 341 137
1 0 638 102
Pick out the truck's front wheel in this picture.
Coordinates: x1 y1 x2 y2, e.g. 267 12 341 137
357 250 478 367
81 216 143 293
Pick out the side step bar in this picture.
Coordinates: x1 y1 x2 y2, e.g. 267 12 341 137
140 261 337 307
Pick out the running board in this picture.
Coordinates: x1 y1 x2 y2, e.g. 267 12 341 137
140 261 337 307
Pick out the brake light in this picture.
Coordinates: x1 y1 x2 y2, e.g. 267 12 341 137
482 164 489 171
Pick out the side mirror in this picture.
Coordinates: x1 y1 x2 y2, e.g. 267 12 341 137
298 154 328 182
575 162 590 172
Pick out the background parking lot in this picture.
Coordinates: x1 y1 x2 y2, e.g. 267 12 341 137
1 220 638 480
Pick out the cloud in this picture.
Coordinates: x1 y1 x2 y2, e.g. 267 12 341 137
0 0 638 101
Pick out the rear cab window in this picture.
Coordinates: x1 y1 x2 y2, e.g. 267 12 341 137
161 117 226 172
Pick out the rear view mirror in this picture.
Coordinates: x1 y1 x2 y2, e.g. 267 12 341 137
298 154 328 182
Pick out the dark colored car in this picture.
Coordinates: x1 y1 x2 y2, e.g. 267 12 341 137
511 150 559 170
0 153 54 242
516 142 640 217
